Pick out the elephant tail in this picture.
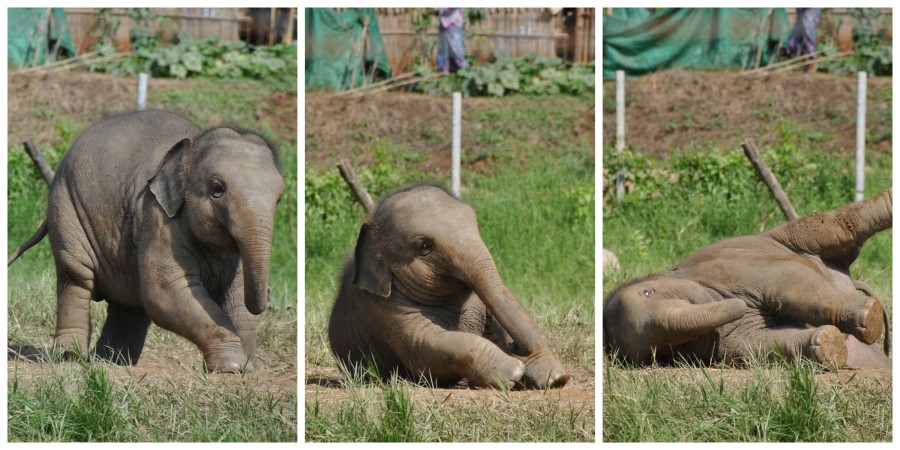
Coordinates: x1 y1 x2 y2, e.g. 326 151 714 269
7 220 48 267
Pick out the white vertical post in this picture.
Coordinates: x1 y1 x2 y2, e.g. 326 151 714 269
616 70 625 203
137 73 149 111
451 92 462 198
615 70 625 152
855 71 866 202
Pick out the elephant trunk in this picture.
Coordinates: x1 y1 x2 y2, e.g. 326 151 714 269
237 224 274 315
471 264 543 354
456 246 546 357
647 298 748 347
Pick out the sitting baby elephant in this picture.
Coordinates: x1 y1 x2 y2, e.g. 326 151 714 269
329 185 569 389
604 189 892 370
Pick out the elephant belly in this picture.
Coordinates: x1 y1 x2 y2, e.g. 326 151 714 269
94 266 142 307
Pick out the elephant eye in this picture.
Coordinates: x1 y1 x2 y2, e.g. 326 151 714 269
642 288 655 298
415 239 433 256
210 179 227 198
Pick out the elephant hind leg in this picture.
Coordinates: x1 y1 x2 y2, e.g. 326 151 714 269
837 295 884 345
54 265 96 360
728 325 847 370
94 302 152 365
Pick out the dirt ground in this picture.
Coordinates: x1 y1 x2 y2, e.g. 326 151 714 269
6 70 297 398
8 344 297 394
306 366 595 409
602 69 892 156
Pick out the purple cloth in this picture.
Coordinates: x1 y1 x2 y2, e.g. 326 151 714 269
787 8 820 57
437 8 469 73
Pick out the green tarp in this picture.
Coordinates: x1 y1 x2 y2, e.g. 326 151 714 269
305 8 392 91
603 8 791 78
8 8 76 68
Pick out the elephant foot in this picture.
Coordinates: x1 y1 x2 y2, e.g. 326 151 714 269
803 325 847 370
521 352 570 389
53 333 90 361
842 298 884 345
202 347 253 373
470 358 525 389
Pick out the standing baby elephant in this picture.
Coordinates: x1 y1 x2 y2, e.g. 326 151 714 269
604 189 892 370
329 185 569 389
11 110 285 372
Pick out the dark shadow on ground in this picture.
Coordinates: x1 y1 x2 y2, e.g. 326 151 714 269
8 344 47 362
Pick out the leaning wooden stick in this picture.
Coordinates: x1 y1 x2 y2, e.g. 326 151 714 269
337 159 375 212
741 139 798 221
24 139 55 184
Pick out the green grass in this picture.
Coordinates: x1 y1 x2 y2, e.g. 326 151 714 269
7 76 297 442
8 361 297 442
602 132 892 442
305 95 595 441
603 358 891 442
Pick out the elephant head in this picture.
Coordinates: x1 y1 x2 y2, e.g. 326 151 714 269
149 128 285 315
603 273 748 364
353 185 568 388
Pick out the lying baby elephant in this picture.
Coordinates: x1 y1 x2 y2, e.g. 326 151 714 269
604 189 892 370
329 185 569 389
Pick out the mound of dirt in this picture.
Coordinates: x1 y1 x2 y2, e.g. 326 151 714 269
602 69 892 156
304 92 595 173
7 71 297 148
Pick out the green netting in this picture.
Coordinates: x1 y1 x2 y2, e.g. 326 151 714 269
305 8 392 91
603 8 791 78
8 8 76 68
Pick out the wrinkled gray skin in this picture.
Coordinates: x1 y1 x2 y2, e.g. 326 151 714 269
33 110 284 372
329 185 569 389
605 190 892 370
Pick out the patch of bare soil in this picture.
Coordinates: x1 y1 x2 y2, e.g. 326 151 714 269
625 366 891 389
8 344 297 394
602 69 892 155
305 366 594 408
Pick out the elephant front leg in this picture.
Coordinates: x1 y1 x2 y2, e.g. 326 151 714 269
143 275 246 373
393 318 525 388
223 277 258 372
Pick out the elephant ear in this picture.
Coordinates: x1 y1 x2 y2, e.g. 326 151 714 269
352 223 392 298
148 138 191 218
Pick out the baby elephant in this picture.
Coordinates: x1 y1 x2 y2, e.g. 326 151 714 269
10 110 285 372
329 185 569 389
604 189 892 370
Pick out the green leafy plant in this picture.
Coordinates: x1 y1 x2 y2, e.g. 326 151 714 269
90 33 297 88
817 8 891 76
417 55 594 97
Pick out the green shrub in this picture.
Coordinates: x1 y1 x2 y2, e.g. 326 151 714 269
417 55 594 97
